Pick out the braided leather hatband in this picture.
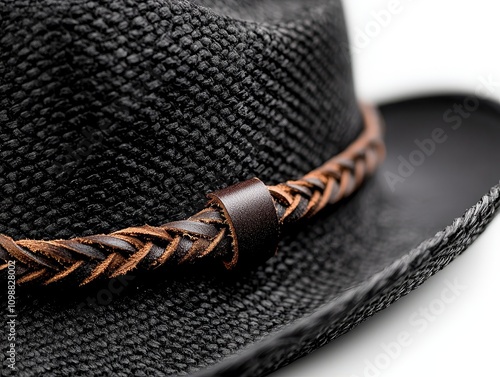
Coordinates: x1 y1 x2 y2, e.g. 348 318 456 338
0 104 385 287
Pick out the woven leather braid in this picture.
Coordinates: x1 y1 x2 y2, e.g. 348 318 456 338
0 104 384 287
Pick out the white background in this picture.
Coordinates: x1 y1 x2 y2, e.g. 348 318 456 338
272 1 500 376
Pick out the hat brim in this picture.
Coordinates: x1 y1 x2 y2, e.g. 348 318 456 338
6 95 500 377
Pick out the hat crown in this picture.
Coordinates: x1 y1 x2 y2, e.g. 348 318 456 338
0 0 361 239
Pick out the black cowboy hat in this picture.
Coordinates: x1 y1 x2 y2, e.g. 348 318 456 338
1 0 500 376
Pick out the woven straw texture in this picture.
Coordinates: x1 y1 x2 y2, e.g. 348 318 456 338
0 0 359 242
2 0 500 376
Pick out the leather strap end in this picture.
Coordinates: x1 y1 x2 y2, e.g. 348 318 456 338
208 178 280 270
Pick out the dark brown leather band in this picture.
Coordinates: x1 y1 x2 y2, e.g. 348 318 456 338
0 104 385 287
208 178 280 270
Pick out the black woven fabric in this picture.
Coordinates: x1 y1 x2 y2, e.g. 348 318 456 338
0 0 359 241
2 1 500 377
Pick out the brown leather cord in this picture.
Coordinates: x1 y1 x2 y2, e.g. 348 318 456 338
0 104 385 287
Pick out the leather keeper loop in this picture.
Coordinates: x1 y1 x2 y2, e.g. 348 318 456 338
208 178 280 270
